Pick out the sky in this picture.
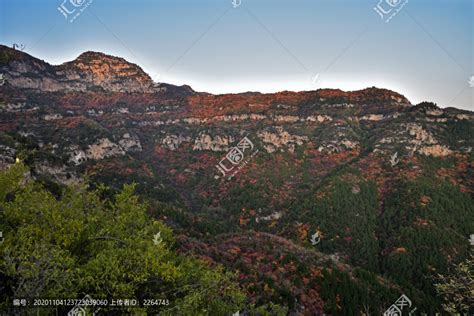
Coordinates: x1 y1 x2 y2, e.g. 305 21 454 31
0 0 473 110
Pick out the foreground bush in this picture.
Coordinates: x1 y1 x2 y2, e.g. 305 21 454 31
0 164 245 315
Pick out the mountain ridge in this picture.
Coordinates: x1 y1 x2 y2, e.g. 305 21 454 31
0 45 473 315
1 44 419 105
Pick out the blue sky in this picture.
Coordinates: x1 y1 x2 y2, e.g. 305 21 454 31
1 0 473 110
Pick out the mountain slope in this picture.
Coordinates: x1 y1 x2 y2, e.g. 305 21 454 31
0 46 472 314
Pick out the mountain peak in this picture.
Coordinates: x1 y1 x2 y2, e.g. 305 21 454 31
71 51 131 66
0 46 156 93
76 50 113 59
59 51 155 93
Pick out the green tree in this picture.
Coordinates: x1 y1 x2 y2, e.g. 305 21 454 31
0 163 245 315
434 256 474 314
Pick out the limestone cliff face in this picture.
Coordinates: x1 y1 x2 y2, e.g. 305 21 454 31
193 133 234 152
68 136 142 166
0 45 154 93
419 145 453 157
1 47 473 192
258 127 308 153
59 51 154 93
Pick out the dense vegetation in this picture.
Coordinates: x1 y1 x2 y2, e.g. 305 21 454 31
1 45 473 314
149 169 474 314
0 164 249 315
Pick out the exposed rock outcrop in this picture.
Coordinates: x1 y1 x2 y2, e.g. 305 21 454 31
0 45 156 93
193 133 234 152
69 138 125 165
258 127 308 153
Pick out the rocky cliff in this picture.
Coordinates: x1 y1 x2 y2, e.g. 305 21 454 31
0 45 156 93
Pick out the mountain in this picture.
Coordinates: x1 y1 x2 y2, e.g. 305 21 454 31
0 45 473 315
0 45 193 94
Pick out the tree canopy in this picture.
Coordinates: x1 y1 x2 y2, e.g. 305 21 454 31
0 164 246 315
